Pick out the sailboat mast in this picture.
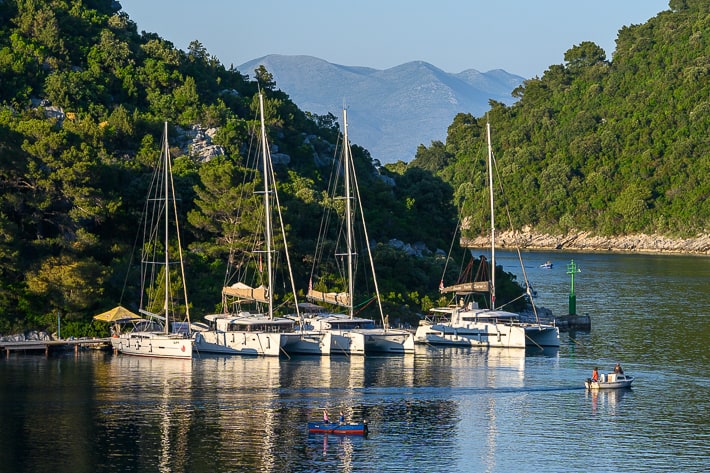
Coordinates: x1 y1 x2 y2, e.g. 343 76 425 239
259 93 274 319
163 121 170 334
486 122 496 310
343 109 355 319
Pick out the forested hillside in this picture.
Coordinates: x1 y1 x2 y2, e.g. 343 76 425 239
3 0 705 337
411 0 709 241
0 0 504 335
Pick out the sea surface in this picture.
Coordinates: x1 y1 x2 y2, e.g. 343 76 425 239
0 251 708 473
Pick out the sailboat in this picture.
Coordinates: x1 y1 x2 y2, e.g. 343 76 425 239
414 122 559 349
112 122 193 359
293 108 415 356
192 93 314 356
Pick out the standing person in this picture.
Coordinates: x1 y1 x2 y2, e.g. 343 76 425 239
614 363 624 374
323 409 329 423
592 367 599 382
339 411 345 424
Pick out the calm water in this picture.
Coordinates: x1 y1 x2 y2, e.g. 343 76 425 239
1 251 708 473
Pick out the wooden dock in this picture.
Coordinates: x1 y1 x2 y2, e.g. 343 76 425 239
0 338 111 356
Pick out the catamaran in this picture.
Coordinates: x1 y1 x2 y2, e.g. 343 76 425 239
293 108 414 356
193 93 319 356
415 122 559 349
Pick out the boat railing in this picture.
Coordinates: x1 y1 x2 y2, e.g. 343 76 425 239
419 311 451 325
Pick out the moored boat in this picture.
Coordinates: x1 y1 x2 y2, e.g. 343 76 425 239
193 93 308 357
298 107 414 356
307 421 368 436
110 122 193 359
414 122 559 350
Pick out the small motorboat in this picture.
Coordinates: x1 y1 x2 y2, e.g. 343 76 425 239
540 261 553 269
307 421 368 436
585 372 634 389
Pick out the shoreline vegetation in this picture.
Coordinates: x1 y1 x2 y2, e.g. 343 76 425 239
462 228 710 256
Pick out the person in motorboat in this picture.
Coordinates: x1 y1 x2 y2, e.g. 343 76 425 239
339 411 345 424
323 409 329 423
591 367 599 382
614 363 624 374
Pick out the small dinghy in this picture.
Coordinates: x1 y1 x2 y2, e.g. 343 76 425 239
307 421 368 436
585 372 634 389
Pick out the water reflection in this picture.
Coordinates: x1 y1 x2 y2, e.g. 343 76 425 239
97 355 193 472
190 355 283 471
586 387 631 416
496 250 710 372
3 259 709 473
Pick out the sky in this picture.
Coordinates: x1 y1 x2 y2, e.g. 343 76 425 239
118 0 670 79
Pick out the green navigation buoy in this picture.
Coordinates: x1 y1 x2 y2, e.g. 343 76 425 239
566 260 580 315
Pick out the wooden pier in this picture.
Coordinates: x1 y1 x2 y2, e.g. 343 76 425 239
0 338 111 356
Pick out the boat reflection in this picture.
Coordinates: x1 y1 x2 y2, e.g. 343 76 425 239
189 354 379 471
412 346 527 473
307 432 366 472
525 345 560 358
90 345 551 471
587 386 632 415
191 355 283 470
284 355 375 471
412 345 526 388
97 355 193 472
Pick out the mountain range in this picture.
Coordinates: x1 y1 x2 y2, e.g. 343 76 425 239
238 55 525 163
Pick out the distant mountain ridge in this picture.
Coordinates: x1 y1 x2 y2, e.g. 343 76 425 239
238 55 524 163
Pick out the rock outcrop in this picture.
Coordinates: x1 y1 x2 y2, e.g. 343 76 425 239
462 227 710 255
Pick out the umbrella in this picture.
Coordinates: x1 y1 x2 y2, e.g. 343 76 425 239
93 305 141 323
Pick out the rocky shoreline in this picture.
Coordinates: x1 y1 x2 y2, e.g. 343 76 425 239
461 228 710 255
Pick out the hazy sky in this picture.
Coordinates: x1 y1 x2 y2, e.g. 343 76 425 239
118 0 669 78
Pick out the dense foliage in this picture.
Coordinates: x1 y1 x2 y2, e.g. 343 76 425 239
1 0 526 335
6 1 701 336
412 0 709 240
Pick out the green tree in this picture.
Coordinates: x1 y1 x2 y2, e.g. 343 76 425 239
254 65 276 91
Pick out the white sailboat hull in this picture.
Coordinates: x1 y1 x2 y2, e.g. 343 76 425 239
193 331 283 357
358 329 415 354
523 324 560 348
320 329 415 355
281 332 331 355
415 304 560 349
296 313 414 356
113 332 192 359
415 321 528 348
415 322 560 348
329 331 365 356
